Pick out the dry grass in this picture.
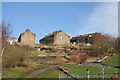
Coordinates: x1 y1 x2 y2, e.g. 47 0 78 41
2 44 34 68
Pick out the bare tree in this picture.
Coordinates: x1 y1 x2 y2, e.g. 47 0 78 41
1 22 12 46
118 37 120 53
0 22 12 78
113 37 120 53
91 33 117 56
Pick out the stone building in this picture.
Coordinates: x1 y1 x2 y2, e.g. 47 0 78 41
40 30 70 45
18 29 35 45
70 32 101 45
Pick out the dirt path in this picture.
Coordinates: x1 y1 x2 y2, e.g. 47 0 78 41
21 65 58 80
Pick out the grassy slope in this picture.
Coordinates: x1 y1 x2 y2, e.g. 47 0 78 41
3 64 119 78
3 64 49 78
102 54 119 67
29 64 119 78
61 65 119 74
3 68 28 78
61 64 119 78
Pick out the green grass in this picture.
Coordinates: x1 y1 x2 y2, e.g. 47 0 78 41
102 54 119 67
3 68 28 78
3 64 49 78
61 64 119 74
61 64 119 78
33 69 62 78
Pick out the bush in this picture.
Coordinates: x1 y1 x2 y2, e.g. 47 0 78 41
2 44 32 68
69 51 88 64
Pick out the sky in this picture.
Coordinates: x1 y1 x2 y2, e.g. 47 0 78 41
2 2 118 43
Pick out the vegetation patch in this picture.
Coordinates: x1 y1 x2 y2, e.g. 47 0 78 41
3 68 28 78
61 64 119 74
2 44 34 68
102 54 119 67
3 64 49 78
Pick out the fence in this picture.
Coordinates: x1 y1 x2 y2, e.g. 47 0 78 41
59 73 119 80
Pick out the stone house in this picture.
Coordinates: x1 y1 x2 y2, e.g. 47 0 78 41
7 37 18 45
40 30 70 45
18 29 35 45
70 32 101 45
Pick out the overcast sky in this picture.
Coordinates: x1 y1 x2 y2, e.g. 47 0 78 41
2 2 118 43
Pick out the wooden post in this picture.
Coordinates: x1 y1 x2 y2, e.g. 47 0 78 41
87 69 90 80
59 74 60 80
102 66 104 80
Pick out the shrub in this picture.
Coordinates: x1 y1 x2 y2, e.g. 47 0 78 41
2 44 31 68
69 51 88 64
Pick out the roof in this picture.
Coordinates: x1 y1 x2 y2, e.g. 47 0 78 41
20 29 35 36
45 30 70 38
71 32 101 40
40 30 70 41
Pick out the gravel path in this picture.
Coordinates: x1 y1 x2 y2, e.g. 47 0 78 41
87 62 114 68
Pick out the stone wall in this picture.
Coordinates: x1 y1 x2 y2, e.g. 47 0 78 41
54 31 70 45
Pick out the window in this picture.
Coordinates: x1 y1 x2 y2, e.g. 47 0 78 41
60 36 63 39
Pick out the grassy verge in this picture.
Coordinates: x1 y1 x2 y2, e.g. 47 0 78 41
3 68 28 78
3 64 49 78
102 54 119 67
